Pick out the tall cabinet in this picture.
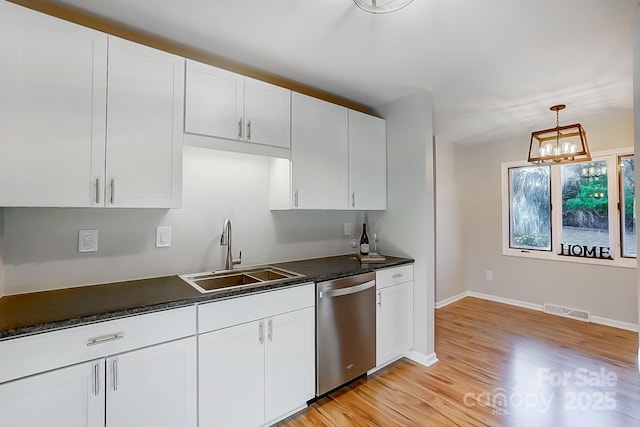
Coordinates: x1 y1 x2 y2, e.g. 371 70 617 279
290 93 349 209
105 37 184 208
0 2 184 208
0 1 107 207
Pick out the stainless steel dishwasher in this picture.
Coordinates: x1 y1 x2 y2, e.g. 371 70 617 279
316 272 376 396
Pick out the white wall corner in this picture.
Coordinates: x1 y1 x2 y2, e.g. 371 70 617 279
373 89 436 358
435 291 469 309
634 0 640 369
0 208 4 298
405 350 439 368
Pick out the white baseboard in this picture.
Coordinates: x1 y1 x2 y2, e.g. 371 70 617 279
466 291 544 311
405 350 438 367
450 291 639 332
435 292 467 308
591 316 639 332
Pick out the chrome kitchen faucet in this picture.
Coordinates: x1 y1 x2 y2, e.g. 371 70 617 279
220 219 242 270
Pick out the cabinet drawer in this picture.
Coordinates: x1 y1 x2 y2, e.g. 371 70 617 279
198 283 314 334
0 306 196 384
376 264 413 289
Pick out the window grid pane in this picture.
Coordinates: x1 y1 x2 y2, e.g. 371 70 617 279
560 161 610 256
620 155 636 258
509 166 551 251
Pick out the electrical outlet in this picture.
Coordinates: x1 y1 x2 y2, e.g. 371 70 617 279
343 222 352 236
485 270 493 280
78 229 98 253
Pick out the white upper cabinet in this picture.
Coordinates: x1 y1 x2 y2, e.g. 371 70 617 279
349 110 387 210
244 77 291 148
185 60 291 148
0 1 108 207
271 93 386 210
290 92 349 209
184 61 244 141
105 37 184 208
0 3 184 208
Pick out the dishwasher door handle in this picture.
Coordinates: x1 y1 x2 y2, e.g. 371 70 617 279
319 280 375 299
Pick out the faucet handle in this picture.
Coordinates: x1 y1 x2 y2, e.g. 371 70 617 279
233 250 242 266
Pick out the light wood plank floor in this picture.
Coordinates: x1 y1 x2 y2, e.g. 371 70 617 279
276 297 640 426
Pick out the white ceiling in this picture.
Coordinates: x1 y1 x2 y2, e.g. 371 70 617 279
52 0 636 145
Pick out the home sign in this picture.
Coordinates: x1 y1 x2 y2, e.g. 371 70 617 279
559 244 612 260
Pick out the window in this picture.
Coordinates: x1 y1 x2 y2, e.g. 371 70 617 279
620 155 636 257
502 149 635 267
508 165 551 250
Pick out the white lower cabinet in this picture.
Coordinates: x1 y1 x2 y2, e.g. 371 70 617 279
0 307 197 427
0 360 104 427
106 337 197 427
0 337 196 427
376 265 414 367
198 284 315 427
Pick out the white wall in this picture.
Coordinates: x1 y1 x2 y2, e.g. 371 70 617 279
434 138 466 304
0 208 4 297
2 147 361 294
633 2 640 353
459 109 637 326
370 89 436 360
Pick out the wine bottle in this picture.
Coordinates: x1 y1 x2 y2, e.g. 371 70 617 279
360 223 370 255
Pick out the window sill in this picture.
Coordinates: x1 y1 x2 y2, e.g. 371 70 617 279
502 248 637 269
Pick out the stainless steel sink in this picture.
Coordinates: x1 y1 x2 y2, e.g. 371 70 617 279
179 266 305 294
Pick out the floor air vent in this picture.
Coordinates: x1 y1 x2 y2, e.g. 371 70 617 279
543 303 590 322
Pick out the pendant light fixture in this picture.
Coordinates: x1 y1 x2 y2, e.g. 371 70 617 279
527 104 591 165
353 0 414 14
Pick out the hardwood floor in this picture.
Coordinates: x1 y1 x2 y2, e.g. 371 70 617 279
276 297 640 426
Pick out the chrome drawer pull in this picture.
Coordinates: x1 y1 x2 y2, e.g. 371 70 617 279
112 359 118 391
392 273 404 279
87 332 124 346
319 280 375 299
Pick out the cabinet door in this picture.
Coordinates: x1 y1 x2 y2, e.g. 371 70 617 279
264 307 315 423
291 93 349 209
0 360 104 427
185 60 245 140
106 337 196 427
377 282 413 366
349 110 387 210
106 37 184 208
244 77 291 148
199 321 265 427
0 2 107 207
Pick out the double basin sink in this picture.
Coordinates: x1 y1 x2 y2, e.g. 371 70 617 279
180 266 305 294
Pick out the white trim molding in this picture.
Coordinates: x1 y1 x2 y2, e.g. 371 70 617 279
405 350 438 367
435 291 639 332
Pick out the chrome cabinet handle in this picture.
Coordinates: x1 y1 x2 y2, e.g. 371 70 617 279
94 363 100 397
112 359 118 392
95 178 100 205
377 291 382 307
87 332 124 347
267 319 273 342
392 273 404 279
351 192 355 208
247 120 252 140
294 190 299 208
258 321 264 344
238 119 243 139
110 179 115 205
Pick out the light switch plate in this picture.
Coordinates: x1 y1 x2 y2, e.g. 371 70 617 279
156 226 171 248
78 229 98 253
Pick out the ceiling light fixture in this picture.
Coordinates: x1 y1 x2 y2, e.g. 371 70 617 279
353 0 414 14
527 104 591 165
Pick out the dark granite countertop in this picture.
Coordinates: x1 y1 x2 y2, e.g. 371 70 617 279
0 254 413 340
